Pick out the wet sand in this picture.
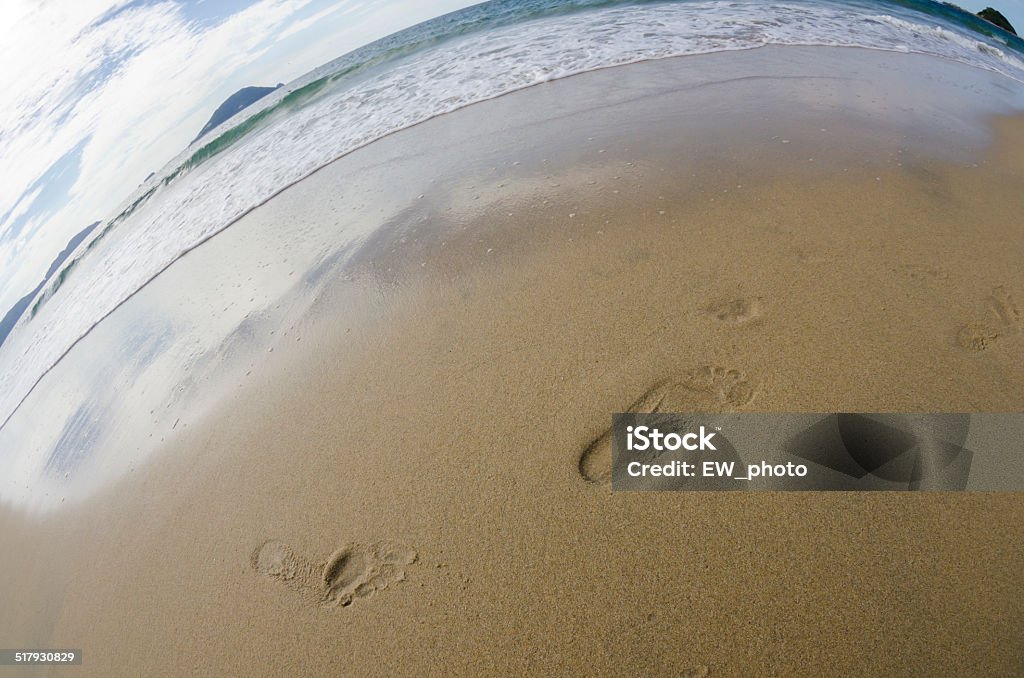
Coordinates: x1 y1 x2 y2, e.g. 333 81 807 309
1 47 1023 676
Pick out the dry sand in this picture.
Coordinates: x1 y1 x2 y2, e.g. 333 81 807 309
1 48 1023 676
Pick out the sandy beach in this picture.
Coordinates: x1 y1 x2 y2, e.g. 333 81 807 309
1 46 1023 676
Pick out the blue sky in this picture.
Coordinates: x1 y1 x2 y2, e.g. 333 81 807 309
0 0 1022 315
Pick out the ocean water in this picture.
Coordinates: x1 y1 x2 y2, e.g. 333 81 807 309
1 0 1024 431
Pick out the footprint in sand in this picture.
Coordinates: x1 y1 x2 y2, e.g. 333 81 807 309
988 285 1021 327
896 263 951 282
701 297 762 324
956 322 1001 352
252 540 416 607
578 366 759 484
956 285 1021 353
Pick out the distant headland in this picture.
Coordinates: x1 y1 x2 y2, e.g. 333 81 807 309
192 84 284 144
0 221 99 348
976 6 1017 35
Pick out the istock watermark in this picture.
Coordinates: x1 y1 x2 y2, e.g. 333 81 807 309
610 412 1024 491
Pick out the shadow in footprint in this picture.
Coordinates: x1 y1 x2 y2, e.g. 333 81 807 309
252 540 416 607
702 297 763 324
323 542 417 607
955 285 1021 353
579 366 759 485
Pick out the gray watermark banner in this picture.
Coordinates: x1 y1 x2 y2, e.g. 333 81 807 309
611 413 1024 491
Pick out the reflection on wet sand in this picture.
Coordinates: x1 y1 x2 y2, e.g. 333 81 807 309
4 47 1024 511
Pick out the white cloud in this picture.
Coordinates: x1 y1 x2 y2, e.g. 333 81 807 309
0 0 315 310
0 0 480 313
276 2 345 40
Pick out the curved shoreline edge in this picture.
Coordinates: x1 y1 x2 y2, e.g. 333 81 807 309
2 43 1023 436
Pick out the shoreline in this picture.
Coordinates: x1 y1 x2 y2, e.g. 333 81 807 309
3 44 1024 435
0 45 1022 675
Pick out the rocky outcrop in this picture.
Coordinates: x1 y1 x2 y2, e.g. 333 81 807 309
193 84 283 143
977 7 1017 35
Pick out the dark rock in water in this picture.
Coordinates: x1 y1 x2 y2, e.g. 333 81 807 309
977 7 1017 35
193 84 283 143
0 221 100 348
